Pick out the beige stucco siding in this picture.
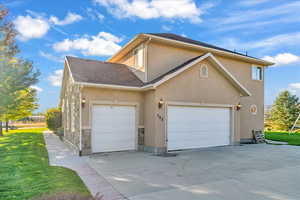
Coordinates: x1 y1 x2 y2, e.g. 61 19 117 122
216 56 264 139
147 41 202 82
143 90 156 147
153 60 241 147
147 41 265 140
81 87 144 128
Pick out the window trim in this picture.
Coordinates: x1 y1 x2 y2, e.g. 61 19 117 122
252 65 263 81
134 45 144 70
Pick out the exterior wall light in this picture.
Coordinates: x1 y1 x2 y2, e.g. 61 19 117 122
82 98 86 108
158 99 164 109
236 102 242 111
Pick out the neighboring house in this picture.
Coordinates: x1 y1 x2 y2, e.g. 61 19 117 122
59 33 274 155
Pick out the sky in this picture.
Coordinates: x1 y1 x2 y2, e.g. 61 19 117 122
2 0 300 113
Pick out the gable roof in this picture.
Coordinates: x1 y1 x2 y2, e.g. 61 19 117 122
65 53 251 96
109 33 274 66
66 56 144 87
144 53 252 96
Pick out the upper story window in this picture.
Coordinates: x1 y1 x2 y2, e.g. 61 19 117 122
252 66 263 80
134 45 144 69
200 64 208 78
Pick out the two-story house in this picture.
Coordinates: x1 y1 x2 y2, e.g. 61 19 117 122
59 33 273 155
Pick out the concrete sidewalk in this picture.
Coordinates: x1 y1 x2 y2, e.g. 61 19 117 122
43 131 125 200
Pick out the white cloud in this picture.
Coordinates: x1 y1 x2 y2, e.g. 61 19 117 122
94 0 203 23
211 1 300 32
48 70 63 87
52 32 122 57
14 15 50 41
262 53 300 66
86 8 105 22
49 12 83 26
162 25 172 31
239 0 273 7
39 51 64 63
217 32 300 53
221 1 300 25
30 85 43 92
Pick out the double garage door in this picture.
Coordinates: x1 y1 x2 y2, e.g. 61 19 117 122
91 105 231 153
167 106 231 151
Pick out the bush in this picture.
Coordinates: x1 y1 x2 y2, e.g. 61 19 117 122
45 108 62 132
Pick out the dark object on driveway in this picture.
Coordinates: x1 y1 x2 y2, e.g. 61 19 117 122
156 152 178 157
253 130 266 143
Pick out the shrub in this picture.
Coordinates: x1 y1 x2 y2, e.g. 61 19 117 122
45 108 62 132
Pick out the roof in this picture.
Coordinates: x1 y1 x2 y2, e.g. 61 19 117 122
147 33 259 59
65 53 251 96
108 33 274 66
66 56 144 87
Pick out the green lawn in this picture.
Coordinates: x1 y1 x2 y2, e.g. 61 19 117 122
0 128 90 200
265 131 300 146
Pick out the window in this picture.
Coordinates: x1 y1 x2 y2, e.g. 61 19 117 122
134 46 144 69
252 66 263 80
200 64 208 78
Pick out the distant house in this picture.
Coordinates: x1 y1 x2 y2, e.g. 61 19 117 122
59 33 274 155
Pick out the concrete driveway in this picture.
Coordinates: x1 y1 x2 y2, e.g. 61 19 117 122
87 144 300 200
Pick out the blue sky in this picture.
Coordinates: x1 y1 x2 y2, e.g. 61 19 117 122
3 0 300 112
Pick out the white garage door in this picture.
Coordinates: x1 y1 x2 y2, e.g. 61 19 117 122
167 106 231 151
92 105 136 153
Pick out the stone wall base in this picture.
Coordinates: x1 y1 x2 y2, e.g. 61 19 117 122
142 146 167 155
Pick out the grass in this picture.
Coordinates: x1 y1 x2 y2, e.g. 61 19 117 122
265 131 300 146
0 128 90 200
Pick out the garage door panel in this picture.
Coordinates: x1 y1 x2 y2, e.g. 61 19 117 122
92 105 136 153
168 106 231 150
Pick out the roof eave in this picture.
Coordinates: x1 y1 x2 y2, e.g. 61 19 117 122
109 33 274 66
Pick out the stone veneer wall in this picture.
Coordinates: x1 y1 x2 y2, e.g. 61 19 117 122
81 128 91 155
62 79 81 152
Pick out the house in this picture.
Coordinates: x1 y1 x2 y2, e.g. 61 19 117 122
59 33 274 155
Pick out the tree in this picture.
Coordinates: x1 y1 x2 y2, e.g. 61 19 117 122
267 91 300 131
1 89 38 131
0 6 39 135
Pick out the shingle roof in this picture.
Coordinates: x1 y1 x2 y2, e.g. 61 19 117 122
66 56 144 87
66 55 206 87
146 33 261 61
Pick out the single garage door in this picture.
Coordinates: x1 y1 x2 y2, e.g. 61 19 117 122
92 105 136 153
167 106 231 151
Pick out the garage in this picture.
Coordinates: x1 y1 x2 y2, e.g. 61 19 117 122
91 105 136 153
167 105 231 151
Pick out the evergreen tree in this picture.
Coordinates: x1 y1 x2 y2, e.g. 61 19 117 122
268 91 300 131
